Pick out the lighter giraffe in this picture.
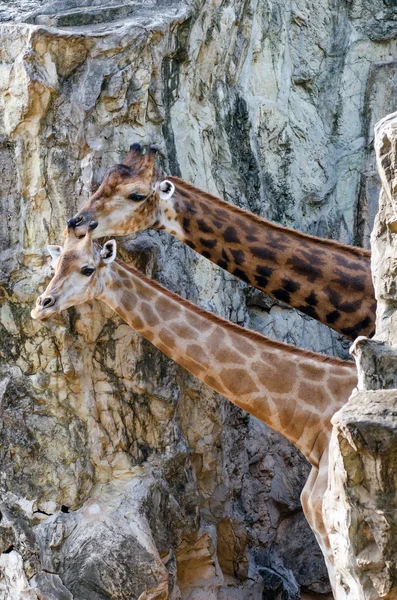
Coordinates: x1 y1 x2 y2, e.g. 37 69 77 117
32 225 357 595
68 144 375 341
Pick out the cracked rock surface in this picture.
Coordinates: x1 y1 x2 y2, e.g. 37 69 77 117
0 0 394 598
323 111 397 599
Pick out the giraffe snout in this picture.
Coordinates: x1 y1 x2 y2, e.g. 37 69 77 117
31 294 57 320
67 213 93 238
39 295 56 309
68 214 85 229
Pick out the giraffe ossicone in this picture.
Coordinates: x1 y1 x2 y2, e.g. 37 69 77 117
67 143 375 341
31 227 357 591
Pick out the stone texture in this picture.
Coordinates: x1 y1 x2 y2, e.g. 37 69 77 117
350 336 397 391
0 0 396 598
325 390 397 600
323 111 397 598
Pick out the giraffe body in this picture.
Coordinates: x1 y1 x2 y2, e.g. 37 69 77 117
69 144 376 341
31 231 357 592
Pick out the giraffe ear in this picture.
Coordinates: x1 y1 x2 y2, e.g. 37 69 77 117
159 180 175 201
100 240 117 264
47 245 63 269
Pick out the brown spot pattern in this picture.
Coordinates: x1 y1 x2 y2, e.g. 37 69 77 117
251 361 294 393
216 347 246 365
185 344 210 365
298 382 329 410
299 363 324 381
165 179 375 341
140 303 160 327
219 368 259 396
158 330 177 349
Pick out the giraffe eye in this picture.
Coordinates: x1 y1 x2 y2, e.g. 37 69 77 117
80 266 95 277
128 193 147 202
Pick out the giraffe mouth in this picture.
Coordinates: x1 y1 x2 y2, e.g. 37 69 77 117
31 305 68 326
31 305 57 321
74 215 84 227
67 214 89 236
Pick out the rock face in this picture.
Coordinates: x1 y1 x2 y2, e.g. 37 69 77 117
0 1 396 598
323 113 397 599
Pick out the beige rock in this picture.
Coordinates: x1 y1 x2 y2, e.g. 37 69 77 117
324 110 397 598
1 0 396 598
325 390 397 599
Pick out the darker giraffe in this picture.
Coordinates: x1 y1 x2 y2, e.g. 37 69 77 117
68 144 376 341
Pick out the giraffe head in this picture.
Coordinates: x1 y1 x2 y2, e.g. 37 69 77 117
68 144 175 238
31 223 117 321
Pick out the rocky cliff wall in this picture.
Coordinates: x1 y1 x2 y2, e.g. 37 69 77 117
0 1 396 599
323 113 397 599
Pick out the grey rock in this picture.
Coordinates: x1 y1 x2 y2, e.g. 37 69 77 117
1 0 396 598
30 573 73 600
34 477 176 600
350 336 397 390
325 390 397 599
323 111 397 597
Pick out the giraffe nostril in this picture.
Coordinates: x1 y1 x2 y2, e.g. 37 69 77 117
42 296 55 309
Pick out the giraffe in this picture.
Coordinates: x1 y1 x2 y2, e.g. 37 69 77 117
32 225 357 594
67 144 376 341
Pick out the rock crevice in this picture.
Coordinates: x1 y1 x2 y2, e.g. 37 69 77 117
0 0 396 598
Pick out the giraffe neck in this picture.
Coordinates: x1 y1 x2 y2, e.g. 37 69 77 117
98 260 357 466
154 177 376 341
